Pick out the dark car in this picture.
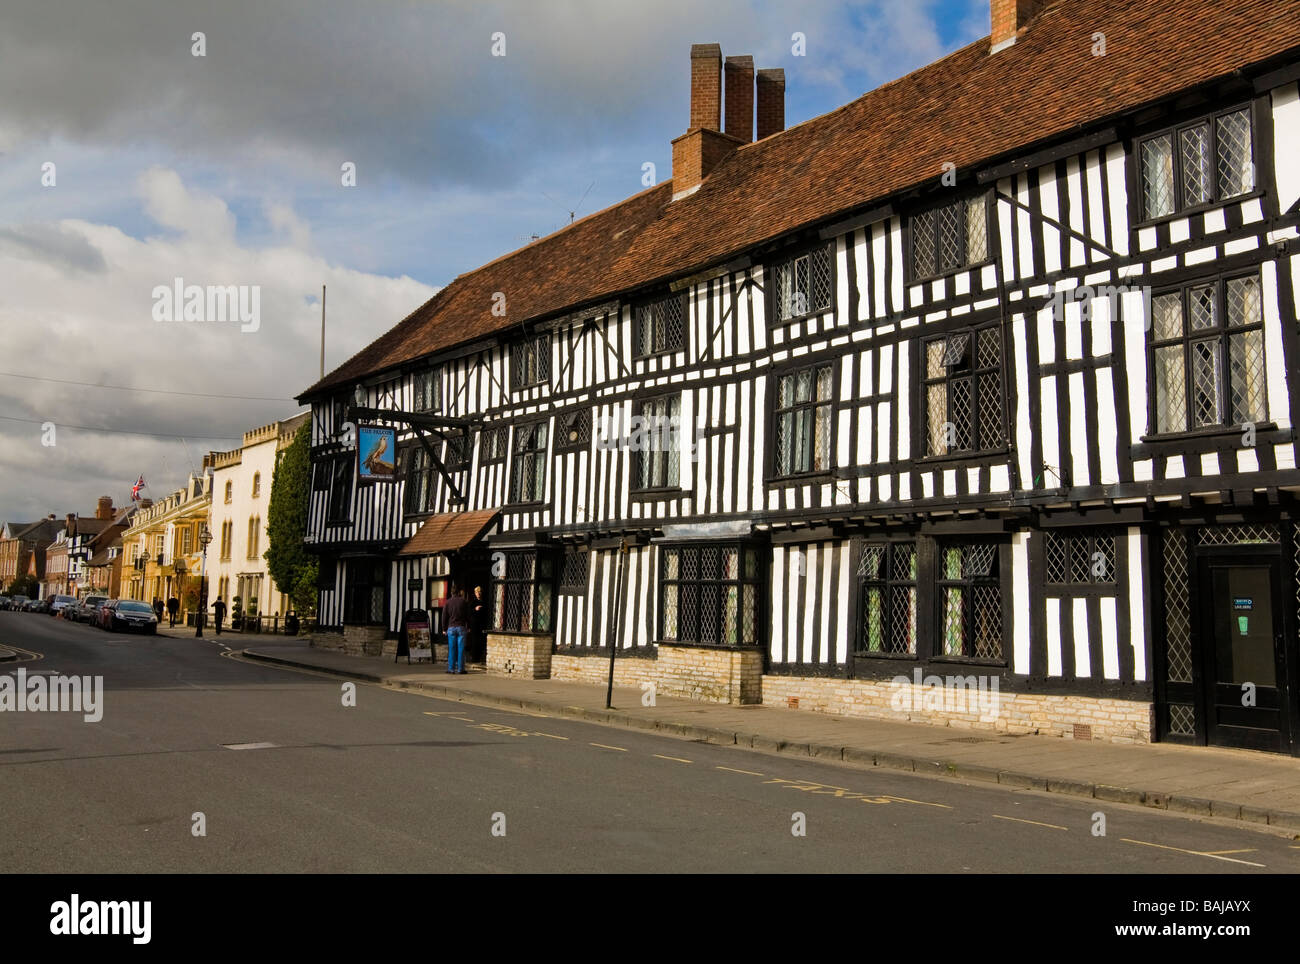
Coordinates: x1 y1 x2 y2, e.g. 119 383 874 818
26 598 50 613
72 595 108 623
0 595 10 611
102 599 158 634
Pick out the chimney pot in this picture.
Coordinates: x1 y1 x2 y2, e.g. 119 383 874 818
756 68 785 140
689 43 722 131
724 55 754 144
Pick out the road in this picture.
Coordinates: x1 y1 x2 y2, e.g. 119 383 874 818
1 610 1296 873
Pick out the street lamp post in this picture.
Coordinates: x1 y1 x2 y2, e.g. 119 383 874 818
196 525 212 638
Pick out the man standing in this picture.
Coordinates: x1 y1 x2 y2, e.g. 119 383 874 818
152 598 164 621
444 585 470 675
213 596 227 635
167 595 179 628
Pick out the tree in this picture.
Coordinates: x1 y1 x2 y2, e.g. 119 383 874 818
5 574 38 598
264 420 318 624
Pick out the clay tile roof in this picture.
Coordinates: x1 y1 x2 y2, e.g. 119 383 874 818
300 0 1300 402
397 509 500 557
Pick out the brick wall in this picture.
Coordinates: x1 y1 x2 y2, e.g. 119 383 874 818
487 633 553 679
656 645 762 705
552 652 657 688
761 675 1155 743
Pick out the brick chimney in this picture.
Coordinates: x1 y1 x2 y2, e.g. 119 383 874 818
756 68 785 140
96 496 113 520
672 43 744 200
991 0 1048 53
724 55 754 144
690 43 722 130
65 513 76 535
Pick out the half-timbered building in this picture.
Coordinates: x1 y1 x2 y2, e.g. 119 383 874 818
299 0 1300 754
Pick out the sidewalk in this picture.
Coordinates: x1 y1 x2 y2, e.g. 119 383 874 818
221 636 1300 834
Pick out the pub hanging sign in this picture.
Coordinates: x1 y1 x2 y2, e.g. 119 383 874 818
357 425 397 483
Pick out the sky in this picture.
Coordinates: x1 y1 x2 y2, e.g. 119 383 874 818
0 0 990 523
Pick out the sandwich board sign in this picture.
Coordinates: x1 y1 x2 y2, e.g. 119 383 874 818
398 608 433 664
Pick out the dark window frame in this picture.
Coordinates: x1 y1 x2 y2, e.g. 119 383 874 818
492 550 554 634
556 409 592 455
658 542 763 648
933 540 1006 663
325 455 354 524
559 547 589 595
634 290 688 358
1044 528 1119 590
631 393 683 491
770 361 835 480
401 443 437 517
1146 270 1268 438
920 323 1006 458
855 541 919 658
479 426 508 466
511 333 551 390
509 420 549 505
413 367 442 413
343 558 387 627
1134 101 1257 225
907 190 992 283
767 241 835 326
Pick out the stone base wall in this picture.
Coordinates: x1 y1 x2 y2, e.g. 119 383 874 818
341 624 387 657
551 652 657 689
310 631 346 652
656 645 763 705
487 633 553 679
761 675 1155 744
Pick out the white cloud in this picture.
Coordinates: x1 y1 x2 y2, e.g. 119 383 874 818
0 168 436 520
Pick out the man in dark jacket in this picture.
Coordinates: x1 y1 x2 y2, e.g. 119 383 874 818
152 598 164 621
167 595 179 627
213 596 227 635
444 585 470 675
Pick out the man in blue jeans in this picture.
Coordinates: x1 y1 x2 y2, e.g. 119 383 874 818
444 585 471 675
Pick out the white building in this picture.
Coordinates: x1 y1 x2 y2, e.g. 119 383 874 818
208 414 309 627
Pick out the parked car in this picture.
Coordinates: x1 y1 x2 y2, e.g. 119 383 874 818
48 594 77 617
8 595 29 611
25 598 50 613
0 595 10 611
71 595 108 623
101 599 159 634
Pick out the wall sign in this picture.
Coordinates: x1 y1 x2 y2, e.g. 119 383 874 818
357 425 397 482
407 577 422 592
1232 597 1253 611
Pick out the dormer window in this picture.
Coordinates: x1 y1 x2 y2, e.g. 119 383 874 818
512 333 550 389
635 291 687 356
1138 105 1254 221
910 193 989 281
770 243 833 324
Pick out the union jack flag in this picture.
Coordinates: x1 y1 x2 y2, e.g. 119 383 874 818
131 475 146 501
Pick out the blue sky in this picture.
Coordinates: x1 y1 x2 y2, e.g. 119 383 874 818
0 0 990 520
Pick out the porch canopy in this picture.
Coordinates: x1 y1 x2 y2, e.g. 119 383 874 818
397 509 499 557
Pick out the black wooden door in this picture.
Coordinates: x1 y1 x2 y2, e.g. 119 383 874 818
1197 555 1287 752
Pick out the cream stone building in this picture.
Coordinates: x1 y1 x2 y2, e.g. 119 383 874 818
207 413 309 628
